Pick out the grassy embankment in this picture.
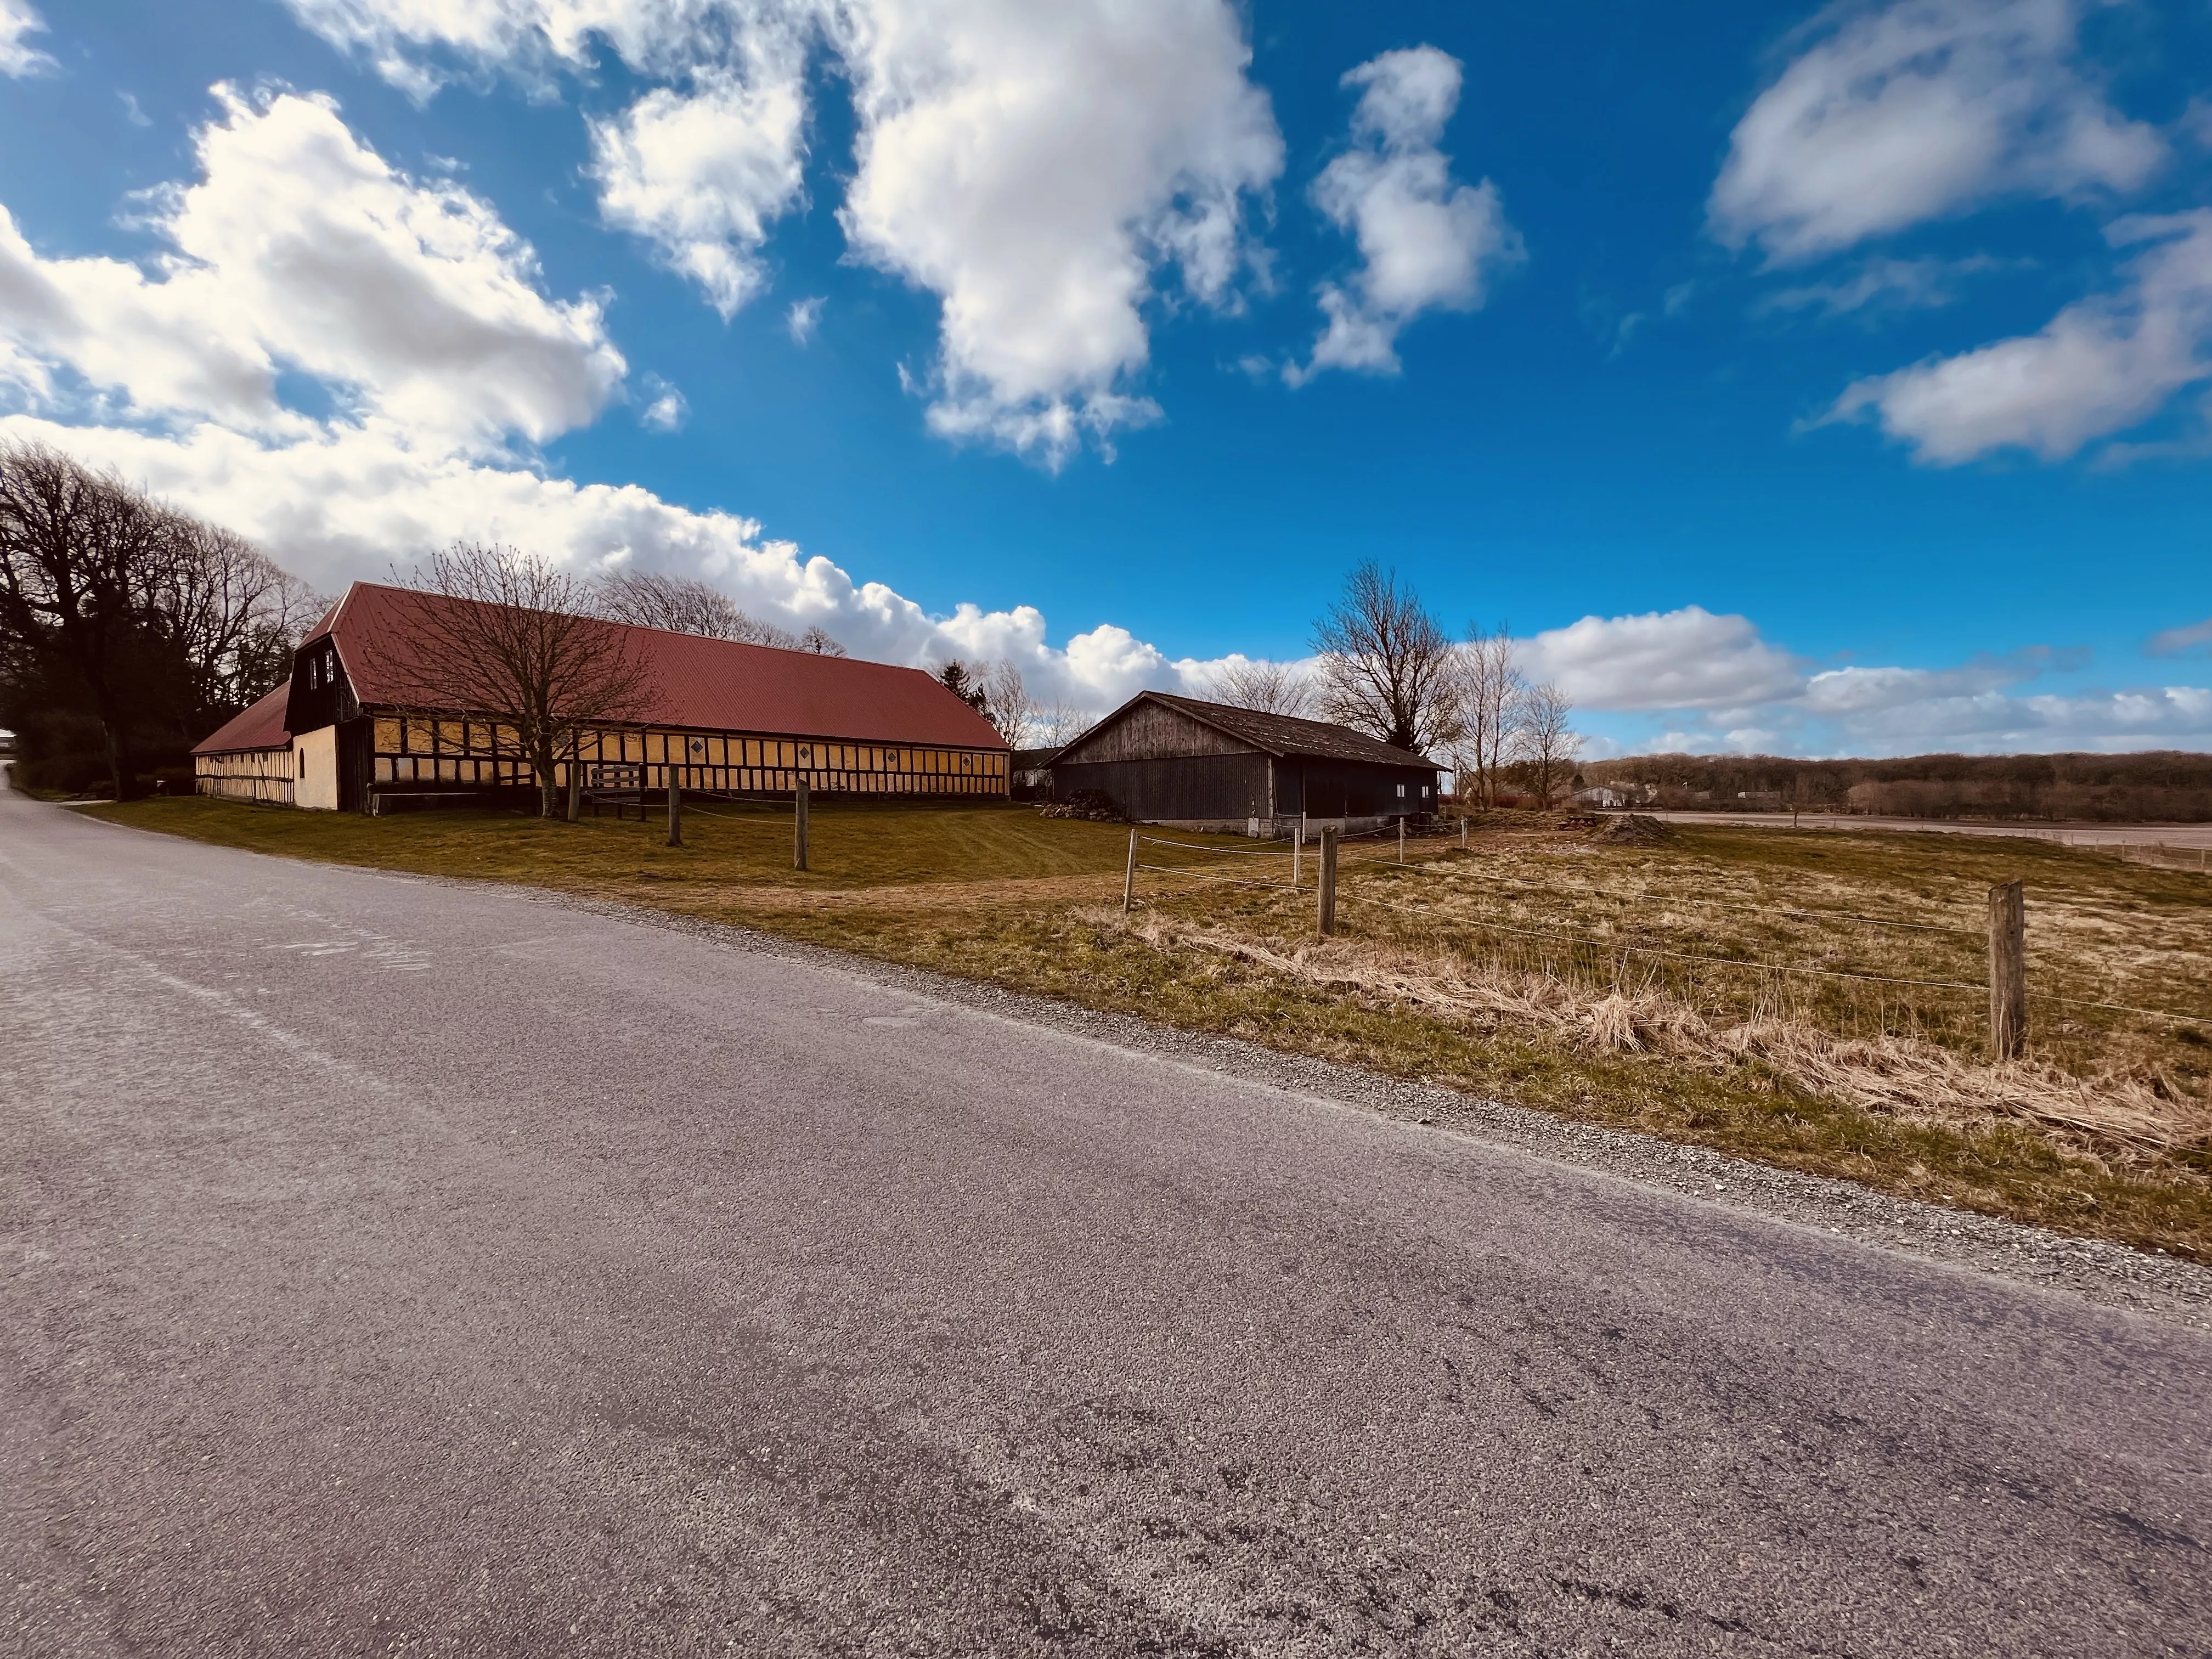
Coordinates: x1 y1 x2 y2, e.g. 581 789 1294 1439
82 793 2212 1257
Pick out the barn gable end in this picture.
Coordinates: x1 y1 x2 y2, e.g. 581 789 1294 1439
1048 691 1439 835
1054 699 1260 765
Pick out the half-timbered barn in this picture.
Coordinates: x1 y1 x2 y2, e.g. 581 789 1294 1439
192 582 1009 812
1046 692 1438 834
192 685 306 805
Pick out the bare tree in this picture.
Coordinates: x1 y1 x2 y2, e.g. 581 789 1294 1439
594 567 802 647
1199 657 1316 718
401 542 659 818
1510 680 1580 808
1032 700 1092 748
0 443 170 797
158 520 329 729
1451 624 1525 810
1312 562 1461 755
981 659 1036 748
0 441 322 797
797 625 846 656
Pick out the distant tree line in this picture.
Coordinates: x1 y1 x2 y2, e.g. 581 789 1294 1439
0 440 326 798
1581 751 2212 823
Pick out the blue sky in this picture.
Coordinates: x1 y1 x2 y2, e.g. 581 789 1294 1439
2 0 2209 757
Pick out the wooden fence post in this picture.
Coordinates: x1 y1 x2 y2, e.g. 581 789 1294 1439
1122 826 1138 913
566 752 580 822
1460 818 1467 849
1987 879 2025 1061
666 768 682 847
1292 825 1303 888
1398 817 1406 863
1318 826 1338 936
794 777 810 870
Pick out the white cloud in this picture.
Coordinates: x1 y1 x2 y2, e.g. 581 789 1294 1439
1710 0 2162 264
636 373 687 431
1604 639 2212 757
1799 647 2079 715
0 87 624 445
833 0 1282 464
285 0 1284 466
0 82 1256 717
1520 607 1806 711
786 294 822 343
1829 211 2212 462
589 62 809 318
1818 681 2212 751
0 0 51 76
280 0 733 99
1290 46 1521 383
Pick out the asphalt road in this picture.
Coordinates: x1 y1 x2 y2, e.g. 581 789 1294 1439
4 791 2209 1658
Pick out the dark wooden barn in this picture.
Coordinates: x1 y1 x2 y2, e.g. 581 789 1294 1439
1047 692 1439 834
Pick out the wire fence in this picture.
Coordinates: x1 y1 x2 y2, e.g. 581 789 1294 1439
1119 823 2208 1056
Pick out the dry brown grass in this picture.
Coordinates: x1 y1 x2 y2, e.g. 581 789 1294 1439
1114 910 2206 1158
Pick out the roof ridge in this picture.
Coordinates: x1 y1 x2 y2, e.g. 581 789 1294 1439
340 580 933 672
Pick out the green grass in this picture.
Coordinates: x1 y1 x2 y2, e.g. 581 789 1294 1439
82 794 2212 1259
86 793 1156 889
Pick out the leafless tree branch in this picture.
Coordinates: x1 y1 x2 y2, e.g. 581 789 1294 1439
1311 562 1461 756
400 542 659 817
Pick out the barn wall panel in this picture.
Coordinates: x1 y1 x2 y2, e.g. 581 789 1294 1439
1058 702 1256 765
1053 754 1273 822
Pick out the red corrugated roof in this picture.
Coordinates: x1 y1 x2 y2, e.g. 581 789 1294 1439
191 684 292 755
307 582 1008 750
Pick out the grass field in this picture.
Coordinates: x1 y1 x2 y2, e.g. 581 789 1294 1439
80 793 2212 1259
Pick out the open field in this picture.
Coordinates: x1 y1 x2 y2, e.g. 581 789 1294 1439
1651 809 2212 853
82 794 2212 1256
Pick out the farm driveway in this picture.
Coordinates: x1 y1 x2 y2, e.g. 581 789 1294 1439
3 788 2208 1657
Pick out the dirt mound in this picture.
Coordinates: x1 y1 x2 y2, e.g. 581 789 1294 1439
1590 812 1676 846
1036 789 1126 823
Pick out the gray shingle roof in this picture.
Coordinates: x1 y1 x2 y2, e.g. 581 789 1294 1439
1137 693 1436 768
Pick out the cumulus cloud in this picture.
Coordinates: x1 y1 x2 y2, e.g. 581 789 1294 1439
0 0 51 75
589 63 809 318
0 83 1256 715
1602 637 2212 757
1829 211 2212 462
1290 46 1521 384
0 87 625 444
833 0 1282 464
1815 680 2212 751
1710 0 2160 264
1518 607 1806 711
290 0 1284 466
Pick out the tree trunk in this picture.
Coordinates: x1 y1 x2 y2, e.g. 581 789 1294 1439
100 714 131 801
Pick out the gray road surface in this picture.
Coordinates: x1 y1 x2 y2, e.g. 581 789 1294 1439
3 789 2209 1657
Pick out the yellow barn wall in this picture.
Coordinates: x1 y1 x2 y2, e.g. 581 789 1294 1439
295 725 340 810
365 714 1009 799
